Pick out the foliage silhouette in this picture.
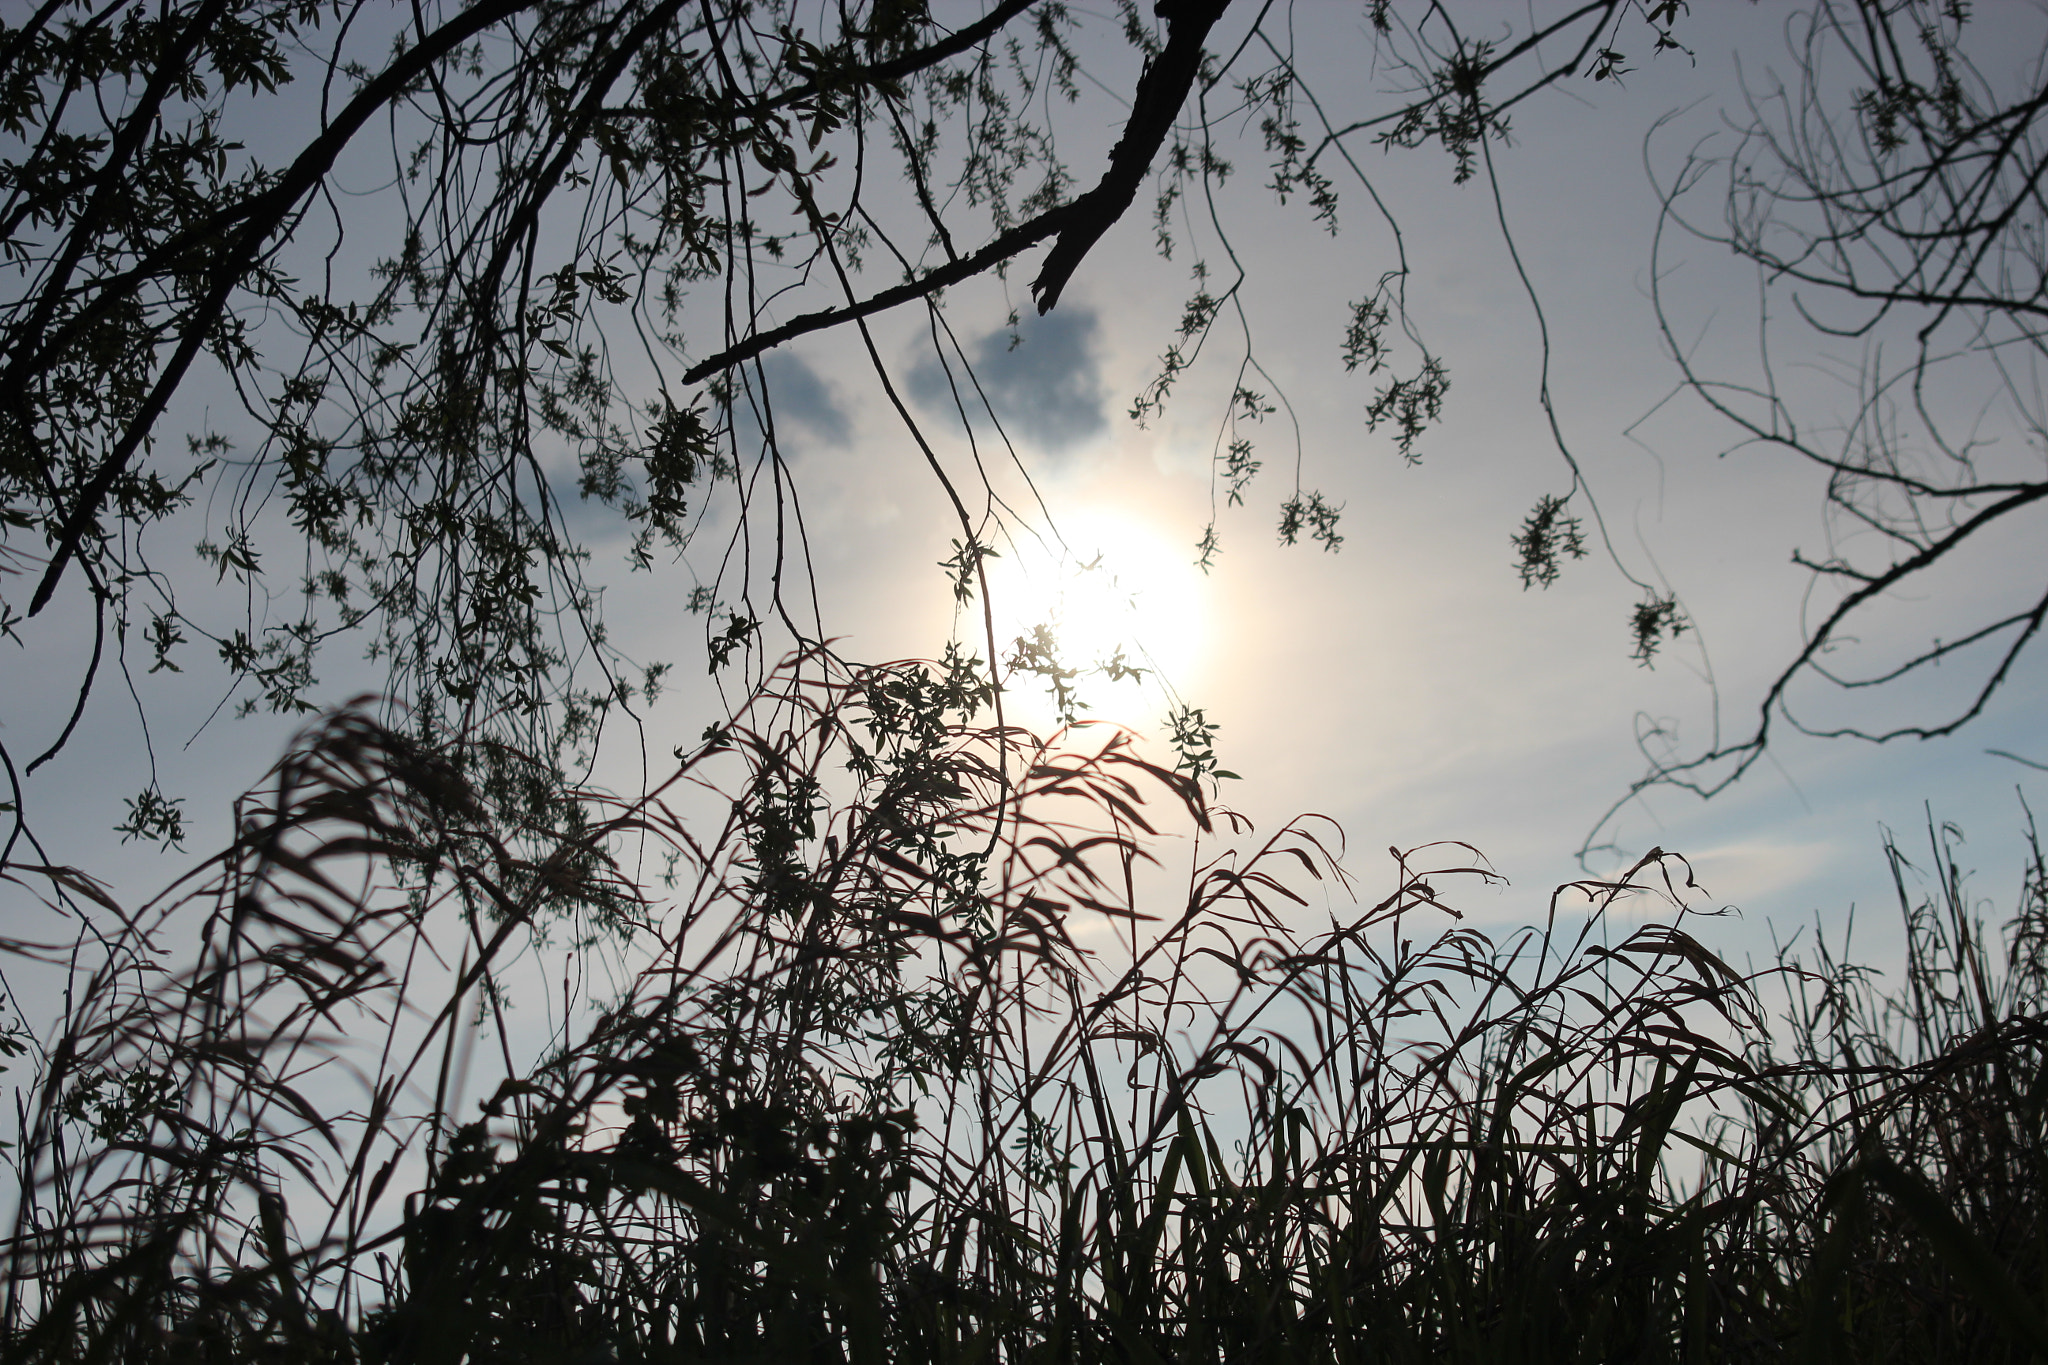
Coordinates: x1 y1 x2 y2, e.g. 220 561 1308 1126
7 0 1959 868
8 6 2048 1348
2 656 2044 1361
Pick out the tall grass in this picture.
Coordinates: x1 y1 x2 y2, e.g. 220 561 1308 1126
0 652 2042 1363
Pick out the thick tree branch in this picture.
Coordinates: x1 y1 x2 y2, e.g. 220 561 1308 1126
1030 0 1236 314
682 0 1237 385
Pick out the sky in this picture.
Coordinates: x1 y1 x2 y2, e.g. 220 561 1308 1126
7 0 2047 998
677 0 2048 978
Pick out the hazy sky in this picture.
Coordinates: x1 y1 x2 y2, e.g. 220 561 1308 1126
681 0 2048 971
11 1 2046 982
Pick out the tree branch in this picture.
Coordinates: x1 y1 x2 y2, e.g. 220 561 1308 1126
681 0 1239 385
1030 0 1236 314
680 206 1080 386
749 0 1047 118
25 0 541 618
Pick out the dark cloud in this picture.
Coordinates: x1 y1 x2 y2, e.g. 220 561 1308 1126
907 307 1108 452
735 350 850 449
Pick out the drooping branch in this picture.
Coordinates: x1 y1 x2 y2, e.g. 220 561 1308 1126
23 0 542 619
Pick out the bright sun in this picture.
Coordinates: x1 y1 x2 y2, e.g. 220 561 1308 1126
979 506 1208 721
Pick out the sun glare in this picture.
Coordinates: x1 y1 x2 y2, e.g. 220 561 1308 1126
978 506 1209 723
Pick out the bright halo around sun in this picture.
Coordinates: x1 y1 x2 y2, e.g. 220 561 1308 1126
980 505 1209 724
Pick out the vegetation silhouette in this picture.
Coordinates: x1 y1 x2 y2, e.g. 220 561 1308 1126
6 3 2048 1358
4 1 2042 865
2 653 2044 1362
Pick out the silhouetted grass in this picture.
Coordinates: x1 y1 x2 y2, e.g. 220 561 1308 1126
1 652 2042 1363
